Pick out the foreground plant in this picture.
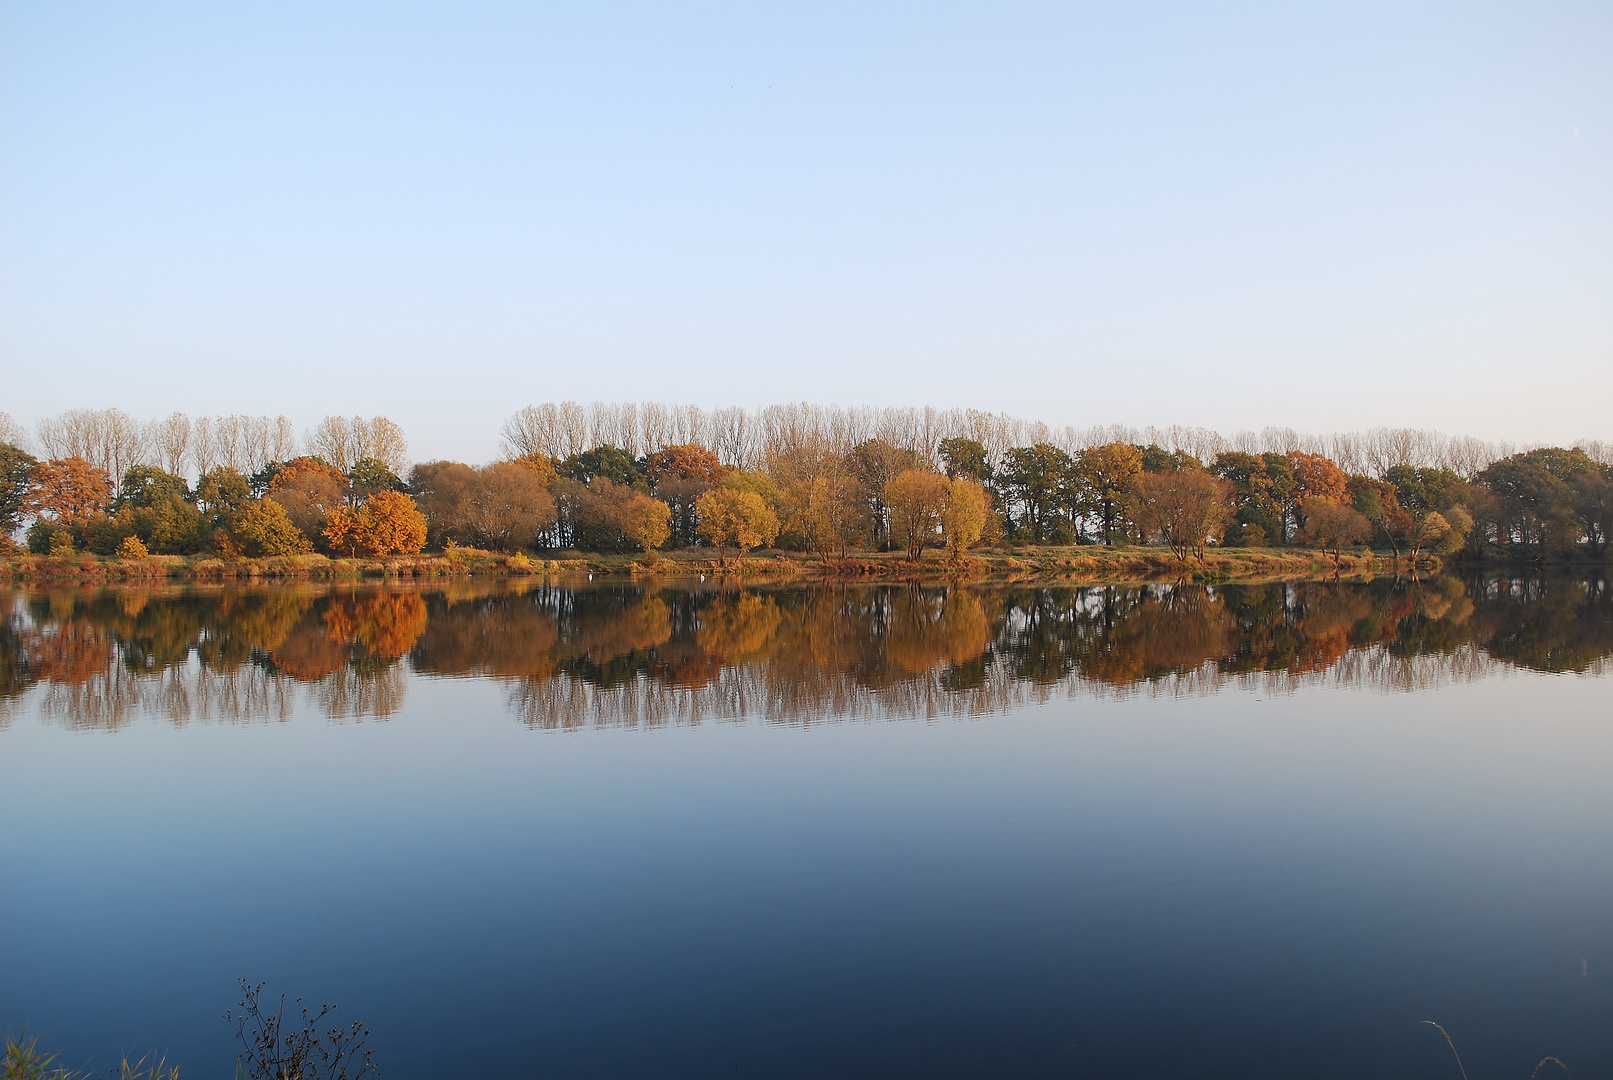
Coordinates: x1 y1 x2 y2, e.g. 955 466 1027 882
226 979 377 1080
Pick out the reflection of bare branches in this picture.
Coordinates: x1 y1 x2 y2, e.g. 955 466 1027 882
39 663 144 731
314 665 407 720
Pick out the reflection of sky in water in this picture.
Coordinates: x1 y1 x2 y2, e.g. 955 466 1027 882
2 581 1611 1078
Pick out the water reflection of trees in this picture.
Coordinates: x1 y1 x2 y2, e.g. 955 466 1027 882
1 574 1607 731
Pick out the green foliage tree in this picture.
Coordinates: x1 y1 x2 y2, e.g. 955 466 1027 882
1477 447 1599 554
939 437 992 485
0 442 38 539
196 467 251 521
347 457 404 504
1212 452 1293 546
1139 444 1201 474
561 445 647 490
117 465 190 510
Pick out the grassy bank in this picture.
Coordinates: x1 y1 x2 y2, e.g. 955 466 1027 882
0 544 1398 586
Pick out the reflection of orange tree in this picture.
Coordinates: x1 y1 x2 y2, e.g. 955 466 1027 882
884 589 991 675
696 593 782 664
323 593 429 659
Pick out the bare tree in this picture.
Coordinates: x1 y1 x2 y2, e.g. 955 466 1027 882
148 413 192 476
192 416 220 475
501 405 553 460
305 416 356 473
0 411 28 450
354 416 409 474
557 401 589 458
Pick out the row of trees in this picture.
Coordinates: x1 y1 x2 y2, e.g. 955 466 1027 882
3 409 408 496
2 406 1609 562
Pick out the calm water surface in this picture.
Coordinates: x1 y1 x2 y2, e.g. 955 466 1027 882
2 577 1611 1078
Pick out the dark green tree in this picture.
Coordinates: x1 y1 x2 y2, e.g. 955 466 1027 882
560 445 648 490
939 437 992 485
0 442 38 537
347 457 403 504
117 465 191 511
1000 444 1074 542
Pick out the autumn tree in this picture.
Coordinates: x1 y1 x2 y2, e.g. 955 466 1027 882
696 487 779 565
795 474 869 563
939 476 990 562
647 442 726 546
324 489 427 556
1134 470 1232 563
848 439 923 550
231 498 314 557
412 461 557 550
885 469 949 561
1286 451 1350 534
26 457 111 526
621 493 672 558
268 457 349 541
1072 442 1143 546
1298 497 1372 569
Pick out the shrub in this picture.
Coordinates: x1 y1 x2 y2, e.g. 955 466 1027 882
116 535 150 560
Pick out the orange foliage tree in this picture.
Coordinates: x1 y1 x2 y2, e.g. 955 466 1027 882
324 490 428 556
268 456 348 540
26 457 112 526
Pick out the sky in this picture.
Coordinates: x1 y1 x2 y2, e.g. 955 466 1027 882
1 1 1608 463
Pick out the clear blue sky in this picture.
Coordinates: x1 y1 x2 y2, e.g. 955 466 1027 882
2 2 1608 462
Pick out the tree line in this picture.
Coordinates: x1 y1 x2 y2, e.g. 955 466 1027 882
1 405 1609 563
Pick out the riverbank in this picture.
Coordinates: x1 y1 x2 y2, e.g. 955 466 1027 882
0 545 1403 585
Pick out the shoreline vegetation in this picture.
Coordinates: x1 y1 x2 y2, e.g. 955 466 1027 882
0 543 1405 585
2 405 1608 585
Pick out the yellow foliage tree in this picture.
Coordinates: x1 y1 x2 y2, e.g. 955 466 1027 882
696 487 779 565
115 535 149 560
885 469 949 561
621 493 672 559
939 476 989 562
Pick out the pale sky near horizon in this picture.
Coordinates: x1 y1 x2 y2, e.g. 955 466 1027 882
1 2 1608 464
